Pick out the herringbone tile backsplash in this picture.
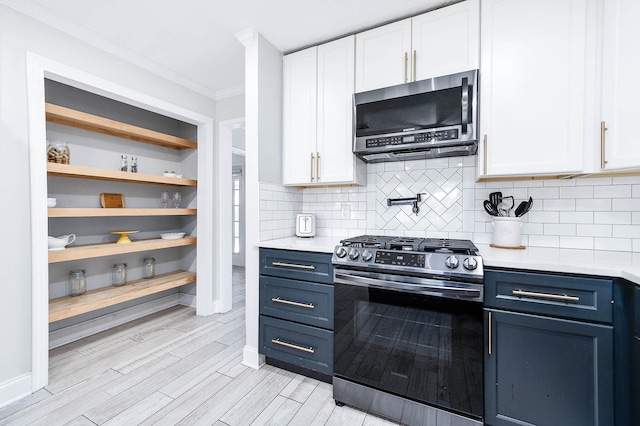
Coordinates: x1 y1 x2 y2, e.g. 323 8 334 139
260 157 640 252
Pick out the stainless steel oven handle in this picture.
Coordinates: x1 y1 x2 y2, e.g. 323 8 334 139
334 272 481 298
461 76 469 134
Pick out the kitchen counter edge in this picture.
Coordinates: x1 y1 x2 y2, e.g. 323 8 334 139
478 244 640 286
257 236 339 254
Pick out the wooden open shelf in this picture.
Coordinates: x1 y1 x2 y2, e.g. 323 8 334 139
49 208 197 217
49 270 196 322
47 163 197 186
48 236 197 263
45 103 197 150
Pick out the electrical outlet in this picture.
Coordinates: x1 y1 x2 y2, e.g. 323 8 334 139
341 204 351 219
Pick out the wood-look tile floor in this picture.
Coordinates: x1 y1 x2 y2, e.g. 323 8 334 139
0 267 398 426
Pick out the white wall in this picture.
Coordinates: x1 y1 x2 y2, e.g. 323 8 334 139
0 4 216 405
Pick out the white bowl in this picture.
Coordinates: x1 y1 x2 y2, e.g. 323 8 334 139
160 232 185 240
163 172 176 178
47 198 57 208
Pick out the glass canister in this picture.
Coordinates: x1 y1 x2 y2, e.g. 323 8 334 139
47 141 70 164
67 269 87 296
142 257 155 279
111 263 128 287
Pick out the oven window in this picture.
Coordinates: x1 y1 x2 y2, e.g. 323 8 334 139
334 283 483 419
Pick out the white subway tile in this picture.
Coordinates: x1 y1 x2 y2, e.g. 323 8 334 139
634 239 640 252
577 224 612 237
529 235 560 248
634 212 640 225
527 211 559 223
594 237 632 251
559 186 593 199
560 236 594 250
612 175 640 184
559 212 593 224
594 212 632 225
349 192 366 202
529 187 559 199
593 185 632 198
544 223 576 236
544 199 576 211
513 180 541 188
542 179 576 187
576 199 611 211
613 225 640 239
633 185 640 197
612 198 640 211
522 222 544 235
576 177 612 186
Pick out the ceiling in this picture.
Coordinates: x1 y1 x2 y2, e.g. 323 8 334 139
2 0 457 99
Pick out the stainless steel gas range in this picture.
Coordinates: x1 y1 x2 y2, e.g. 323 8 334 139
332 235 484 426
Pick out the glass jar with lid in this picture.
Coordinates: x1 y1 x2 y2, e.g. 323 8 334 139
67 269 87 296
142 257 155 279
111 263 128 287
47 141 70 164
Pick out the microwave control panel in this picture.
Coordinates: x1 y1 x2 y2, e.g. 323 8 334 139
366 129 459 148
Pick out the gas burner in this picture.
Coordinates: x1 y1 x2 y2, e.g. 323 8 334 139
385 237 424 251
340 235 395 248
339 235 479 255
420 238 479 255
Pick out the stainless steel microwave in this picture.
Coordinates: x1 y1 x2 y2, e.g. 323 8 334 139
353 69 478 163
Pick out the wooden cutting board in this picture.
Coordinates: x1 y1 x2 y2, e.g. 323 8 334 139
100 193 125 208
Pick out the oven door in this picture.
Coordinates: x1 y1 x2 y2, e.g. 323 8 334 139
333 272 484 420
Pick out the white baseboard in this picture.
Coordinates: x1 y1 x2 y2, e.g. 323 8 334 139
49 294 181 349
0 373 32 409
242 345 265 370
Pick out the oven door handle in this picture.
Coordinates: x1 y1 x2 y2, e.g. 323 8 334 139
334 271 481 299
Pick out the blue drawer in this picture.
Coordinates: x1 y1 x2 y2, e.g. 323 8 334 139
485 269 613 324
259 315 333 376
260 276 333 329
260 248 333 284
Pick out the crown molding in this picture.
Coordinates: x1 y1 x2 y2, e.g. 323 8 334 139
0 0 222 100
215 84 245 100
235 28 258 47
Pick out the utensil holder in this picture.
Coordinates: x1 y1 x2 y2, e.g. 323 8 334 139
491 217 524 249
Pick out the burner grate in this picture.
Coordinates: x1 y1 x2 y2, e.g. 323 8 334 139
340 235 479 255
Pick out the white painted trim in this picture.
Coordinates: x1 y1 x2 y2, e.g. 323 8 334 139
26 53 216 392
217 117 245 313
215 84 245 100
242 345 265 370
0 374 32 410
232 147 247 156
49 294 181 349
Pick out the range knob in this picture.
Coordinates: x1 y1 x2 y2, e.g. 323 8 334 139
362 249 373 262
335 246 347 258
463 257 478 270
348 248 360 260
445 255 459 269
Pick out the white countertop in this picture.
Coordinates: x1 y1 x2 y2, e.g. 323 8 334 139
258 236 340 253
478 244 640 286
258 237 640 286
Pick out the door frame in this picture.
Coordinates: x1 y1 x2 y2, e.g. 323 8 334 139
26 53 217 390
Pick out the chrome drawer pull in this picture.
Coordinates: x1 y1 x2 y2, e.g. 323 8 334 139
512 289 580 302
272 297 315 309
271 262 316 270
271 338 315 354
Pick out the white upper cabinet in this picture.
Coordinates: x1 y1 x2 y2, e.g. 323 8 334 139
600 0 640 171
412 0 480 81
282 47 317 185
283 36 365 186
478 0 596 178
355 0 479 93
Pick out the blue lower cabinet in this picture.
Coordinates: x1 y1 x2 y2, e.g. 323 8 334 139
259 315 333 376
485 308 614 426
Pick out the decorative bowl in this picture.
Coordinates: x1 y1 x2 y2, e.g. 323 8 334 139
160 232 185 240
47 198 57 208
163 171 176 178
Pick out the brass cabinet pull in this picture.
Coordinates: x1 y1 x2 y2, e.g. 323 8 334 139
600 121 608 169
404 52 409 83
310 152 315 182
512 289 580 302
271 261 316 270
316 151 320 182
483 135 488 175
271 338 315 354
488 311 492 356
272 297 315 309
413 50 417 82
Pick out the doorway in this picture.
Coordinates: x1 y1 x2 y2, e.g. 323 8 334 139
232 164 245 266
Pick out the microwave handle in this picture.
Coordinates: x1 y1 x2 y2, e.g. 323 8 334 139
461 77 469 134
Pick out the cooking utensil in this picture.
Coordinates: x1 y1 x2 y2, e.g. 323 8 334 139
497 196 514 216
489 191 502 208
515 197 533 217
483 200 498 216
